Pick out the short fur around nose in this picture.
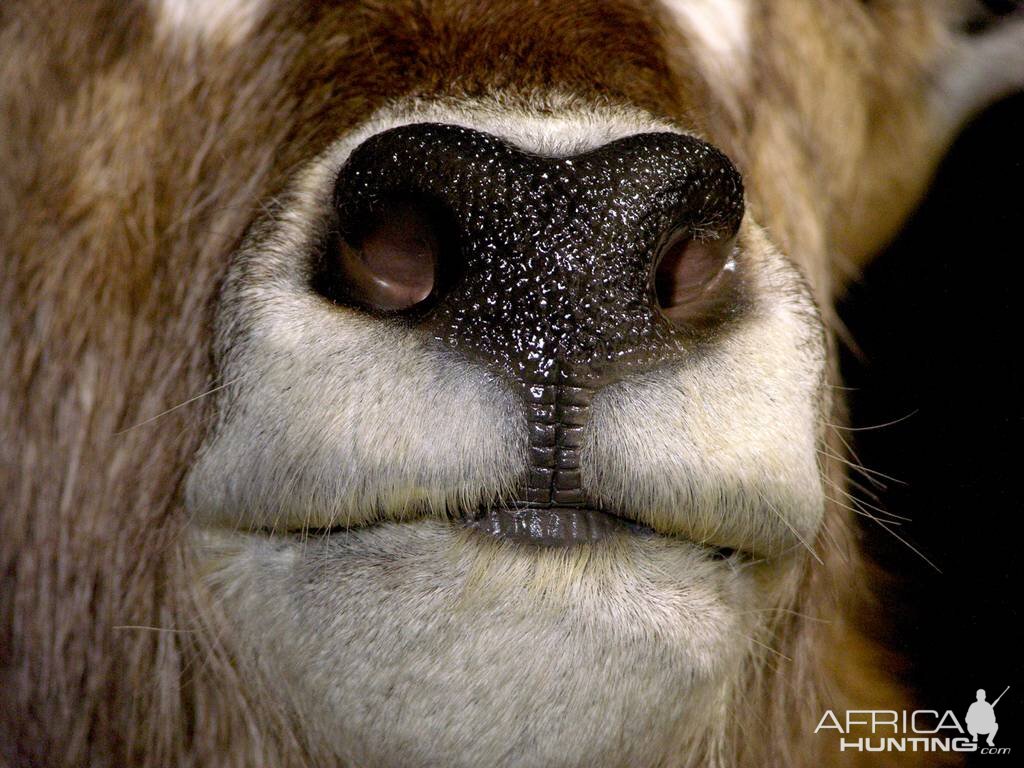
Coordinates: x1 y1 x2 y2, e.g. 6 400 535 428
329 123 744 509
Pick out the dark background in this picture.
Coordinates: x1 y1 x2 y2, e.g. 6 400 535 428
839 92 1023 764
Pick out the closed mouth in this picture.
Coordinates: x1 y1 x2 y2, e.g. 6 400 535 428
275 505 740 559
458 505 738 559
460 505 655 547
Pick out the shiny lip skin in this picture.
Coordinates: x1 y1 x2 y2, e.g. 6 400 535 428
458 506 739 558
459 505 656 547
285 509 739 554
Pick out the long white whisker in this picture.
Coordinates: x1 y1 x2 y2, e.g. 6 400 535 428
821 409 919 432
759 492 823 565
114 375 247 434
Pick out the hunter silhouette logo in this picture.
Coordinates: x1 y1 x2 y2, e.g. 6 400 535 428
966 687 1008 747
814 686 1012 755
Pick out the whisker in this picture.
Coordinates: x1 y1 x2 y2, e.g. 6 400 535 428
824 492 902 526
822 476 911 522
759 492 823 565
746 635 794 663
817 519 851 565
863 514 942 574
843 475 884 504
736 608 832 624
817 446 904 487
112 625 193 634
824 383 861 392
825 427 880 480
114 375 247 435
844 490 911 523
822 409 919 433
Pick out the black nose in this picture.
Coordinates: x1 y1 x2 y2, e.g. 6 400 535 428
320 123 744 507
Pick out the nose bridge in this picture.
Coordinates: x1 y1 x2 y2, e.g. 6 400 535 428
334 123 744 507
430 163 679 382
442 177 675 506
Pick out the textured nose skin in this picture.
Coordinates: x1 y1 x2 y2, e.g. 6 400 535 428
333 123 744 507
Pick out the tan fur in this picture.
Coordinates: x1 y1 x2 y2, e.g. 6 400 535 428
2 1 1019 765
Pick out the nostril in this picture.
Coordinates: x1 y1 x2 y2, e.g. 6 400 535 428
316 197 454 314
654 230 737 323
340 201 437 311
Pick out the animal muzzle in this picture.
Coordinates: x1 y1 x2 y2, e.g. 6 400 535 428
318 123 745 512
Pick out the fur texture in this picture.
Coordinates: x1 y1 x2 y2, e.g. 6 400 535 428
3 1 1022 766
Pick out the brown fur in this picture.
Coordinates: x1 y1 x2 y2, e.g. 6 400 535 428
0 0 999 765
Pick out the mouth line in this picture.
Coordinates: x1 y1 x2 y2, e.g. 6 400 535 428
277 506 740 559
458 505 656 547
458 507 737 559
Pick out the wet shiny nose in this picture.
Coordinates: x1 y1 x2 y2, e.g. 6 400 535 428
320 123 745 507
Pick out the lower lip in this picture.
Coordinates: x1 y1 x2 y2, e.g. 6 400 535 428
459 506 656 547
